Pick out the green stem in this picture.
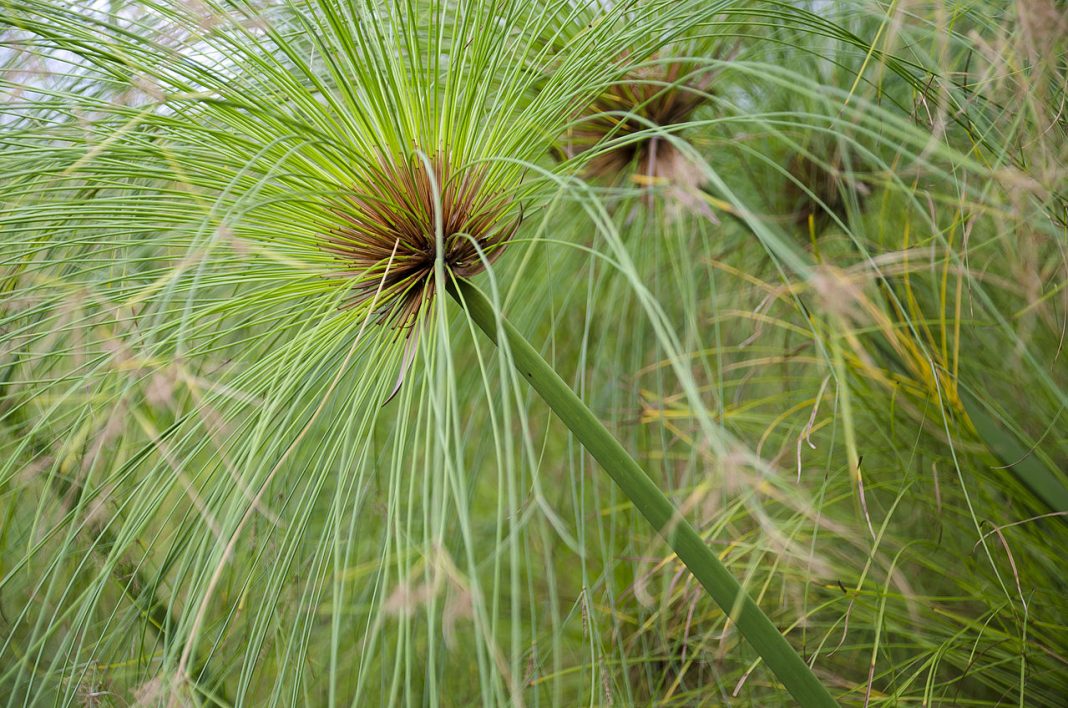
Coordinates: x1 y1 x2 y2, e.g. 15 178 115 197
449 279 836 707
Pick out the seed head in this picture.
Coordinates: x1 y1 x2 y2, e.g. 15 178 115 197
784 144 870 234
325 153 522 329
561 59 712 182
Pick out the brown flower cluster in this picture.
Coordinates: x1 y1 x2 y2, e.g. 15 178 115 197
561 59 712 182
325 154 521 328
784 145 870 232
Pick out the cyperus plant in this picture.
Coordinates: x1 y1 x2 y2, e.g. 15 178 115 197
325 153 523 329
560 56 715 185
314 136 832 701
0 0 843 704
4 0 1066 705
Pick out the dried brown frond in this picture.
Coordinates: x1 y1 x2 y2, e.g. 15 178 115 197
324 153 522 329
561 58 713 184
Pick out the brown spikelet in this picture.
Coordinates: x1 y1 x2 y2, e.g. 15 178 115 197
324 153 522 329
560 58 713 183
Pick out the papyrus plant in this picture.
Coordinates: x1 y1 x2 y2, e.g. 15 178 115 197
0 0 840 704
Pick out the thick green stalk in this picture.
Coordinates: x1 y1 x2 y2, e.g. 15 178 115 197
449 279 836 707
958 389 1068 513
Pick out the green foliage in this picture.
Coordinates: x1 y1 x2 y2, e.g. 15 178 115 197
2 1 1065 705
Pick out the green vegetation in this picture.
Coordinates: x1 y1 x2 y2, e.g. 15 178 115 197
1 1 1065 705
